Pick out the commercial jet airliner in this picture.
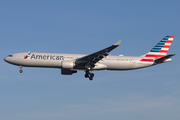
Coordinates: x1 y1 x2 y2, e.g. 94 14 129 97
4 36 175 80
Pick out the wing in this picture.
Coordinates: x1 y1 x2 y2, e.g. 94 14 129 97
75 40 122 69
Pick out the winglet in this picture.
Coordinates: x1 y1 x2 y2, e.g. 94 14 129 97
114 40 122 46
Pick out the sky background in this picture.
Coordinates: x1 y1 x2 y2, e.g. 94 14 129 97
0 0 180 120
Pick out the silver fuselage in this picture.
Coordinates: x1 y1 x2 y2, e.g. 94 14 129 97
4 52 153 71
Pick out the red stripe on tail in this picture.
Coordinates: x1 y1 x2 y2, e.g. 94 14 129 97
160 50 168 53
145 54 165 58
166 40 172 43
140 59 154 62
163 45 170 48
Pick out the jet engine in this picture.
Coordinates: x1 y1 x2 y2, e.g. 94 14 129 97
61 68 77 75
61 60 75 69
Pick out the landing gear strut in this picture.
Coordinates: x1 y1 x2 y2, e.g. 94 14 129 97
19 66 23 73
85 71 94 80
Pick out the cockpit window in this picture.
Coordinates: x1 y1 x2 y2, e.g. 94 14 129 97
8 55 13 57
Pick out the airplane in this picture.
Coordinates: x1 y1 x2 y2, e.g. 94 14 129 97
4 36 175 80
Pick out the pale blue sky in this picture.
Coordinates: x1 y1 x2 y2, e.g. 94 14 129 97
0 0 180 120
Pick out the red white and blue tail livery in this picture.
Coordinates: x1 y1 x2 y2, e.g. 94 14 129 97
4 36 175 80
141 36 174 63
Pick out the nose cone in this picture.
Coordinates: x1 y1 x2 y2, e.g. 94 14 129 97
4 54 17 65
4 57 8 62
4 57 12 64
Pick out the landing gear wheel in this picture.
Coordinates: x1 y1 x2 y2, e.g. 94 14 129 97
19 70 23 73
89 73 94 80
90 73 94 77
84 71 94 80
89 77 93 80
19 66 23 73
85 74 89 78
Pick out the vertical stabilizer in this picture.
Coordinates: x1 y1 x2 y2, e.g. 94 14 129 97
140 36 174 62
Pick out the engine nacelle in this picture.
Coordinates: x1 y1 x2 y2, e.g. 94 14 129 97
61 60 75 69
61 69 77 75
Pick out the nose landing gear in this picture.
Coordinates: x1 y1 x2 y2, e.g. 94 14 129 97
85 71 94 80
19 66 23 73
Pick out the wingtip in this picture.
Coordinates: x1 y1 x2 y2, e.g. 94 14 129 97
114 40 122 46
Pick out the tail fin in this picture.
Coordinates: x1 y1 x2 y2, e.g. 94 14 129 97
140 36 174 62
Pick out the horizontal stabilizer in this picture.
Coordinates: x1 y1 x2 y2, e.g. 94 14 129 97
155 54 175 64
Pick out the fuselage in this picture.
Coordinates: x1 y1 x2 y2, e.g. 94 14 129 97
4 52 153 71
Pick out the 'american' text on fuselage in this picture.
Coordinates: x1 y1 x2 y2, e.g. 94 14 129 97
30 54 65 60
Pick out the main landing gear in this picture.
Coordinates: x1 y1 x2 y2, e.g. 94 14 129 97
85 71 94 80
19 66 23 73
